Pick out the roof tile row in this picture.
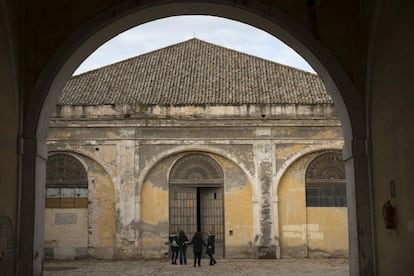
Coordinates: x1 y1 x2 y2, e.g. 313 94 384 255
59 38 332 106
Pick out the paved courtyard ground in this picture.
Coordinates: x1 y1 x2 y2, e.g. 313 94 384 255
43 258 349 276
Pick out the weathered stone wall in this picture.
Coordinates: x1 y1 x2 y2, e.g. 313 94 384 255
46 103 345 259
139 152 254 258
44 152 116 260
44 209 88 259
278 151 348 258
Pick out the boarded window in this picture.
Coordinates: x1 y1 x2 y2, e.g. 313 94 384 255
305 151 346 207
46 154 88 208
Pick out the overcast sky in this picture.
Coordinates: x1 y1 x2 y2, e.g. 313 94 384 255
74 15 315 75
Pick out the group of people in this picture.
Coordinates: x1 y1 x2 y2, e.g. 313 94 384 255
169 230 217 267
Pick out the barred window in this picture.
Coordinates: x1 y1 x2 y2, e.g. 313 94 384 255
46 154 88 208
305 151 346 207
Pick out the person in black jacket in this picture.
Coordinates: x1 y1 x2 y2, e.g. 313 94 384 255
188 231 206 267
168 232 179 264
177 230 189 265
206 230 217 265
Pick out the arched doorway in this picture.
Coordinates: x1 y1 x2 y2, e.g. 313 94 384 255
19 1 372 274
169 154 224 258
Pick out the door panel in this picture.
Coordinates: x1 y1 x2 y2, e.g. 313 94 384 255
200 187 224 259
170 187 197 238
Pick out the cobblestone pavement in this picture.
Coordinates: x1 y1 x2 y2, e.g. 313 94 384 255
43 258 349 276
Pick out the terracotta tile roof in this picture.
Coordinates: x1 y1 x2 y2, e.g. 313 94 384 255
58 38 332 106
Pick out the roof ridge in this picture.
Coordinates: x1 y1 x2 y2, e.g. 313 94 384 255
61 38 331 106
74 38 316 77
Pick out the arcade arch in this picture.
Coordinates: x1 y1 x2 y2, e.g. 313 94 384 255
169 154 225 258
44 151 116 260
277 150 348 258
19 1 372 274
140 151 254 259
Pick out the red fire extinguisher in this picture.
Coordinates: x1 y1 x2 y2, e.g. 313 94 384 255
382 200 396 229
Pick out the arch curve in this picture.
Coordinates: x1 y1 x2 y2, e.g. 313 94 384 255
46 153 88 187
136 144 254 194
47 149 114 185
305 151 345 181
274 143 343 196
170 153 224 185
29 1 363 142
18 1 372 273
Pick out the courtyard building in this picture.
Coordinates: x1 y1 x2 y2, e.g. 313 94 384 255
45 39 347 261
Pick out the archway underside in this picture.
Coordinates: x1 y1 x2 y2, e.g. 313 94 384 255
18 1 372 275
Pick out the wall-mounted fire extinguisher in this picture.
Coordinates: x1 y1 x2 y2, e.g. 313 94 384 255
382 200 396 229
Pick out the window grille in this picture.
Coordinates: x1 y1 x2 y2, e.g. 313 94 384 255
46 154 88 208
305 151 346 207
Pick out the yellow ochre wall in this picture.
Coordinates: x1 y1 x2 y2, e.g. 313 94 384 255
278 151 348 258
140 152 254 258
218 155 254 258
44 209 88 255
86 159 116 258
44 153 116 259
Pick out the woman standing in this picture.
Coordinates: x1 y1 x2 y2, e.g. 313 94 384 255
206 231 217 265
188 231 206 267
177 230 189 265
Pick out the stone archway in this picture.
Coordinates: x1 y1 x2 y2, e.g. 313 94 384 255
44 152 116 260
44 154 89 259
19 1 372 274
169 154 225 258
278 150 348 259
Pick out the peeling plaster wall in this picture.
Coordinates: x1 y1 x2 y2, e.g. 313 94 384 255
47 103 345 260
306 208 348 257
278 151 348 258
140 153 254 259
44 209 88 259
86 158 116 259
44 153 116 260
217 155 254 258
116 140 138 258
278 153 308 258
254 141 276 258
140 155 173 258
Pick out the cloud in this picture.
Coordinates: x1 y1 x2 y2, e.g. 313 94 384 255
74 15 315 75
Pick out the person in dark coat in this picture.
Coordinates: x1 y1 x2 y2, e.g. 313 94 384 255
188 231 206 267
168 232 179 264
206 230 217 265
177 230 189 265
